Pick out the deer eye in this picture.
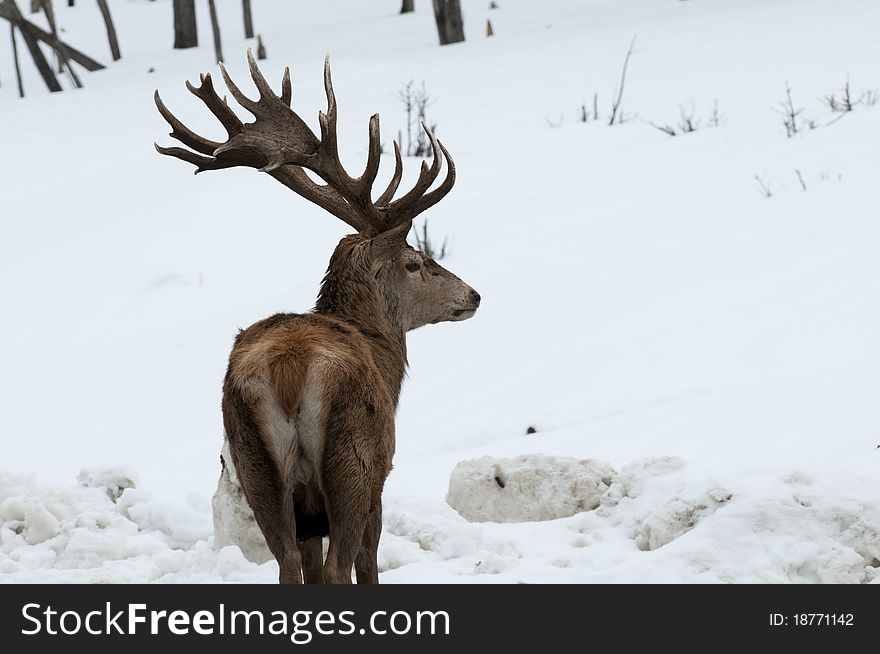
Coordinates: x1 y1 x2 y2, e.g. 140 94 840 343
405 261 421 273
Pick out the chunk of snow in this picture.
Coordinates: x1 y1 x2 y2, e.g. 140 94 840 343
211 437 273 564
446 455 616 523
77 467 137 502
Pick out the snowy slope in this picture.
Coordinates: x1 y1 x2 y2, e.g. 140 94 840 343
2 0 879 583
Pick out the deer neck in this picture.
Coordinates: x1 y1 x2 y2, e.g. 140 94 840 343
314 276 408 403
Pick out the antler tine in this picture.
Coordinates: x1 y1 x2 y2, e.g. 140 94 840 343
246 48 279 102
154 140 248 174
185 73 242 137
218 60 262 116
154 90 221 155
398 139 456 219
280 67 292 107
383 122 445 224
312 57 386 232
322 55 338 127
316 57 341 171
154 79 246 174
360 114 382 194
376 140 403 207
154 143 215 169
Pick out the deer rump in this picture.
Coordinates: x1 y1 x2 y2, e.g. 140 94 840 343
221 312 394 552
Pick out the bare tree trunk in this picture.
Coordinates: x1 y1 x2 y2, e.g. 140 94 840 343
10 21 25 97
207 0 222 63
172 0 197 49
208 0 223 64
67 0 73 5
431 0 464 46
95 0 120 60
40 0 81 87
3 0 62 91
256 33 266 59
242 0 253 38
400 0 413 13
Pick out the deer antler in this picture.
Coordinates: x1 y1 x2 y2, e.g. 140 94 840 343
154 50 456 236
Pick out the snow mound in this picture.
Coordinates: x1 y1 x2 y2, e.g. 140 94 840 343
212 437 272 564
2 457 879 583
588 458 880 583
597 457 733 550
446 455 616 523
0 470 271 583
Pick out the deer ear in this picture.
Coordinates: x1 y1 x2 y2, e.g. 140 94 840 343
370 220 412 261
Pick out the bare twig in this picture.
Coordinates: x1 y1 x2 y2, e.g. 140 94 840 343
777 82 803 137
709 99 722 127
545 114 564 129
648 101 712 137
648 121 676 136
412 82 434 157
396 81 415 155
677 102 699 133
795 169 807 191
609 36 636 126
840 76 853 110
412 220 449 260
754 174 773 198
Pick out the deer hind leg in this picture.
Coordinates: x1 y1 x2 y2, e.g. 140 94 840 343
355 499 382 584
320 407 376 584
300 538 324 584
323 501 368 584
222 386 303 584
278 475 304 584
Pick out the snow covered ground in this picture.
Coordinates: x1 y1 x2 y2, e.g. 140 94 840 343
2 0 879 583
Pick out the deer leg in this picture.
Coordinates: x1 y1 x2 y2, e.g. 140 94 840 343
322 481 369 583
278 480 303 584
223 387 303 583
323 518 366 584
237 470 298 583
300 538 324 584
355 500 382 584
320 411 374 584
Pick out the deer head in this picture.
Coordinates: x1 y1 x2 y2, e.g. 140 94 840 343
154 50 480 334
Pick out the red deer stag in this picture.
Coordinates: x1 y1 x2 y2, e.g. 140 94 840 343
154 51 480 583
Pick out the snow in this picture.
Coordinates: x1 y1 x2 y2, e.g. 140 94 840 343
446 455 615 523
0 469 272 582
2 0 880 582
212 439 271 564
